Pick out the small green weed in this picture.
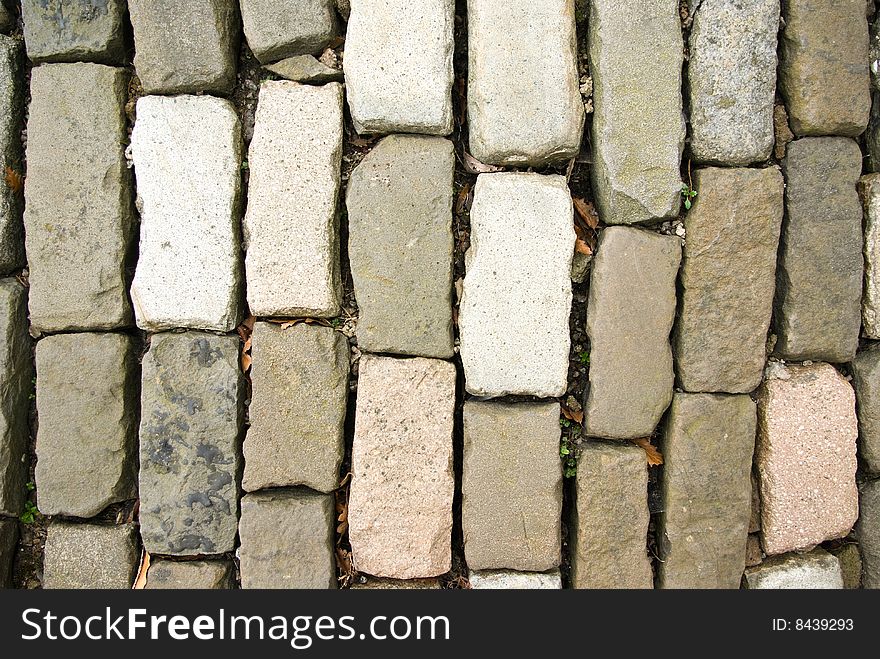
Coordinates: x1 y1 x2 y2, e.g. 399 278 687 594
20 500 39 524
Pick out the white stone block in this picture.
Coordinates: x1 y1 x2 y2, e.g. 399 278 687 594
459 173 574 398
244 81 343 318
130 95 243 332
469 570 562 590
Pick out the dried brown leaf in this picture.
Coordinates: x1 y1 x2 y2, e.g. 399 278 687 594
455 182 473 215
573 197 600 229
132 550 150 590
5 167 23 194
462 151 504 175
632 438 663 466
575 238 593 256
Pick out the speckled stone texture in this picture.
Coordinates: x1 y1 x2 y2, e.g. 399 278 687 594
239 0 337 64
462 401 562 572
584 227 681 439
860 174 880 339
675 167 783 393
243 323 348 494
658 393 756 588
22 0 127 64
350 577 441 590
743 549 844 589
688 0 779 165
239 490 336 589
348 355 455 579
779 0 870 137
139 332 244 556
858 479 880 589
852 345 880 474
345 0 454 135
570 442 653 589
467 0 584 166
757 364 859 556
459 173 574 398
347 135 455 359
42 522 139 589
469 570 562 589
146 560 234 589
774 138 863 363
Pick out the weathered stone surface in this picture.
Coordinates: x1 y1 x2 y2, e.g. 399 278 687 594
462 401 562 572
571 442 653 589
779 0 870 137
589 0 684 224
658 393 756 588
146 560 234 589
244 81 341 318
139 332 243 556
347 135 454 358
743 549 844 589
43 522 139 589
0 3 11 34
459 173 573 398
25 63 133 333
239 490 336 589
128 0 238 94
858 479 880 588
0 517 15 587
675 167 783 393
830 543 862 590
861 174 880 339
745 534 763 567
852 345 880 474
469 570 562 590
345 0 454 135
774 138 863 362
131 95 243 332
350 577 440 589
0 36 24 274
265 55 342 83
0 279 30 517
22 0 125 64
750 473 761 533
467 0 583 166
336 0 350 20
240 0 336 64
243 323 348 494
35 333 137 518
757 364 859 556
349 355 455 579
584 227 681 439
688 0 778 164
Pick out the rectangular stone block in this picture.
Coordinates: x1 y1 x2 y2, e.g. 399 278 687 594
128 0 238 94
0 36 24 274
688 0 779 165
462 401 562 572
22 0 127 64
244 82 342 318
743 549 844 589
570 442 653 589
35 333 137 518
0 279 31 517
240 0 336 64
857 479 880 589
589 0 684 223
344 0 454 135
779 0 870 137
584 227 681 439
0 517 15 587
239 490 335 589
350 577 441 590
658 393 756 589
348 354 455 579
674 167 784 393
347 135 454 358
459 173 573 398
469 570 562 590
861 174 880 339
852 345 880 474
243 323 348 494
43 522 139 589
831 543 862 590
131 95 243 332
146 559 234 589
467 0 583 166
139 332 244 556
757 364 859 556
774 138 863 362
24 63 134 333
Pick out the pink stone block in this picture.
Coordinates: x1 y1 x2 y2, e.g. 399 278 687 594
757 363 858 555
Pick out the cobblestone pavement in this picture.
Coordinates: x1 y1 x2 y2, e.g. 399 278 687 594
0 0 877 590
